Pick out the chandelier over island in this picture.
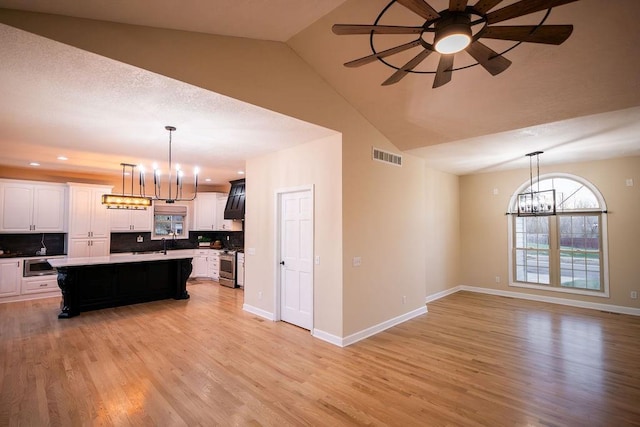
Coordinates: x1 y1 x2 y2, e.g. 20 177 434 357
101 125 199 209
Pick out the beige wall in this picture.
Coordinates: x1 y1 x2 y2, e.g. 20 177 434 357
245 134 343 336
460 156 640 309
425 168 460 296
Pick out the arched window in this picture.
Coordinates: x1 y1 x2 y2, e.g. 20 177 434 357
507 174 609 297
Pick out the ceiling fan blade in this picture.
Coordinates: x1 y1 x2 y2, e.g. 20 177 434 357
433 54 455 88
465 41 512 75
486 0 579 25
449 0 469 12
332 24 424 35
345 40 423 67
481 25 573 44
396 0 440 21
472 0 505 14
382 48 433 85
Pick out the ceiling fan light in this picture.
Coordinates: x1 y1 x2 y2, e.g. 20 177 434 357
434 23 472 54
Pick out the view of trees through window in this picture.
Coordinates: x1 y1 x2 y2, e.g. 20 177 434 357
512 177 605 293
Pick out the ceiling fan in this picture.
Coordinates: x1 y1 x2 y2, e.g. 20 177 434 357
332 0 579 88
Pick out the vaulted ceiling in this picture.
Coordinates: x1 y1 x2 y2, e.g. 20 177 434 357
0 0 639 182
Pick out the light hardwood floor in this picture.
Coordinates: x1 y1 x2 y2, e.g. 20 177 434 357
1 283 639 426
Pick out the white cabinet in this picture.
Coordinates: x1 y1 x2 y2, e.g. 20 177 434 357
192 192 242 231
0 259 21 298
190 249 220 280
191 249 209 278
68 238 109 258
110 208 151 232
68 184 112 257
208 250 220 281
192 193 219 231
21 276 60 296
0 180 66 233
237 252 244 287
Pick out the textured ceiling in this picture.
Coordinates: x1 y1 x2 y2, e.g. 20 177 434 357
0 0 639 179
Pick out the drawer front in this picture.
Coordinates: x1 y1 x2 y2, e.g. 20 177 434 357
22 277 60 294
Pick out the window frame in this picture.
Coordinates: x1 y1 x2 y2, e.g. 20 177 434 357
507 173 610 298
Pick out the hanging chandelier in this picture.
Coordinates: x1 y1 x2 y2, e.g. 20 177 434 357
517 151 556 217
101 163 152 210
148 125 199 204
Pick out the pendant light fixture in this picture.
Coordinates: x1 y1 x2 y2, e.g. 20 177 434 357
517 151 556 216
101 163 152 210
148 125 199 204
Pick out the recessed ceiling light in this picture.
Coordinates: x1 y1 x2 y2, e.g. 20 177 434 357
29 162 40 167
205 178 212 182
57 155 68 161
237 170 245 175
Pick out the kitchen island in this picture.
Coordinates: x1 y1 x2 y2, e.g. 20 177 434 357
48 250 194 318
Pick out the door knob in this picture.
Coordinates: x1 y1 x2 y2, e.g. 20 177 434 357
280 261 285 265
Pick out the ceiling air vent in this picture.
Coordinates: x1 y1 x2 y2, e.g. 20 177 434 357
372 147 402 167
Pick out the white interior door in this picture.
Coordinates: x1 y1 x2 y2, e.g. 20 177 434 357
279 189 313 330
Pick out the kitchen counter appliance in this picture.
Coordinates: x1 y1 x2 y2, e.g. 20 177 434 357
23 258 57 277
219 250 236 288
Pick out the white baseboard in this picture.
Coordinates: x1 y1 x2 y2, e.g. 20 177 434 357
340 305 428 347
242 303 275 321
312 329 343 347
426 285 640 317
425 287 459 303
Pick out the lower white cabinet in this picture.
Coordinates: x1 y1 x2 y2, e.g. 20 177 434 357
69 238 109 258
0 259 21 298
21 276 60 295
190 249 220 280
237 252 244 287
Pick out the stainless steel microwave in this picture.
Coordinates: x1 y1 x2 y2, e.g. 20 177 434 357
23 258 57 277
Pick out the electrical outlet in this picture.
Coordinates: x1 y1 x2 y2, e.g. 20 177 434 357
631 291 638 300
258 291 263 300
626 178 634 187
136 235 143 243
352 256 361 267
315 256 320 265
247 248 256 255
495 276 501 283
493 188 499 195
402 295 406 304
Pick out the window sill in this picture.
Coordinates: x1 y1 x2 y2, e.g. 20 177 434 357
509 281 609 298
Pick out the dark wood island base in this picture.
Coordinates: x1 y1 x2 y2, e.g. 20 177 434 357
55 257 192 318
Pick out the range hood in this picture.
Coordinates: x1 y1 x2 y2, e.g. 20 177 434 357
224 179 245 220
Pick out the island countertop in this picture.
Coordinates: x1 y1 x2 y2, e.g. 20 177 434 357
48 249 195 268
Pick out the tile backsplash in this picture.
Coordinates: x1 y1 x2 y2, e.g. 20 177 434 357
0 233 65 257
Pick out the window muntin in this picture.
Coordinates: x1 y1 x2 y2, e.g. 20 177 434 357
509 175 607 296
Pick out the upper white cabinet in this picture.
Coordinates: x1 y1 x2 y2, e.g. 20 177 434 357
110 208 151 232
67 184 111 257
68 184 111 239
0 180 66 233
192 192 241 231
192 193 220 231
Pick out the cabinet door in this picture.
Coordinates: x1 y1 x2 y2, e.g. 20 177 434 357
216 195 232 230
192 255 208 277
193 194 217 230
237 254 244 287
68 239 92 258
0 260 21 297
0 183 33 231
33 185 66 232
89 189 110 238
89 239 110 257
109 209 132 231
130 209 151 231
68 187 93 238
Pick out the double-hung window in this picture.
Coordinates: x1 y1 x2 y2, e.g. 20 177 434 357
509 175 609 296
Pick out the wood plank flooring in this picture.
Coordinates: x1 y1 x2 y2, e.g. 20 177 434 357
1 284 640 426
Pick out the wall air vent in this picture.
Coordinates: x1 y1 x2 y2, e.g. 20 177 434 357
372 147 402 167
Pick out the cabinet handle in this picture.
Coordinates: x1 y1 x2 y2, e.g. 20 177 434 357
39 283 48 287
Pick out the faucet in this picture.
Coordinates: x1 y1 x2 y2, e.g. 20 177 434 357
161 238 167 255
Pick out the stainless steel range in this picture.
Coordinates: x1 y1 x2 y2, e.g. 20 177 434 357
218 250 236 288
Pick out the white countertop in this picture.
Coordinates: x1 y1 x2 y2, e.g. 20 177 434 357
48 249 195 268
